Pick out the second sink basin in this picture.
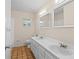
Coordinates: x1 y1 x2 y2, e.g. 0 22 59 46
49 45 73 56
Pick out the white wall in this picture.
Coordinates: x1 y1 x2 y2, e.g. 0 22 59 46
11 10 36 46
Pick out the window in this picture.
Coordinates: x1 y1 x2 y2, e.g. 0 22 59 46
23 18 32 27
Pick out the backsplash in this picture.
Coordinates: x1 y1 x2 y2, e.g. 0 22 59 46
36 27 74 46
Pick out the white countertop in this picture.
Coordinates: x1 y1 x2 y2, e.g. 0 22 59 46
32 36 74 59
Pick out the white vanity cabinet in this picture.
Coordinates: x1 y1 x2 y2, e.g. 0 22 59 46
31 39 59 59
31 37 74 59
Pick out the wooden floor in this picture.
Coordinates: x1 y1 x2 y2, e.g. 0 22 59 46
11 46 35 59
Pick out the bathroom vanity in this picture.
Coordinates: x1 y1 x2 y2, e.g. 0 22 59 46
31 36 74 59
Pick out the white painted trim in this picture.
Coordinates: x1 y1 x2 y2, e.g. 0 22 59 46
54 0 73 9
11 17 14 47
39 13 52 28
53 25 74 28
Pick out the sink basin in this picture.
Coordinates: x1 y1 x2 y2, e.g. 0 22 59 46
49 45 73 56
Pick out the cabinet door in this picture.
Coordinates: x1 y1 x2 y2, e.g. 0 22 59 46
31 40 35 54
38 46 45 59
35 47 40 59
64 1 74 25
31 41 40 59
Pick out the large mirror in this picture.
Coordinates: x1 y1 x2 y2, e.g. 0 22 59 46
40 13 51 28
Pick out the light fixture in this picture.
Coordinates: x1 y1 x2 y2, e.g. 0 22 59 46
39 10 47 15
40 21 43 23
55 0 58 3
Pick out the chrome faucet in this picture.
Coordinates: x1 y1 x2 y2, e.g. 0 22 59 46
59 43 67 48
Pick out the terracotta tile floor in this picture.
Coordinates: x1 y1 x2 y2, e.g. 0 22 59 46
11 46 35 59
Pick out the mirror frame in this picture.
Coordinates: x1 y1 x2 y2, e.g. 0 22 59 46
39 13 52 28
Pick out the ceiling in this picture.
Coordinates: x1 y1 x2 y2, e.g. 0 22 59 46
11 0 49 13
